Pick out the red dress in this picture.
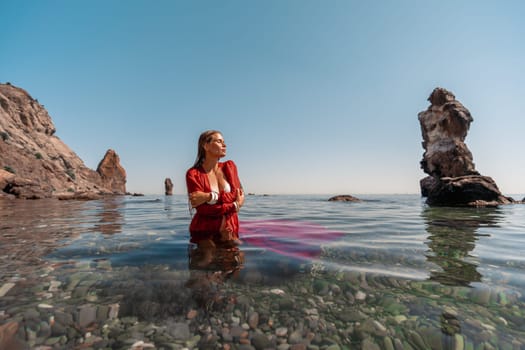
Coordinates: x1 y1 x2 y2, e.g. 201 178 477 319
186 160 242 243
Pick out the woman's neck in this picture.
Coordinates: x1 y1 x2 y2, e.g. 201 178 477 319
201 157 219 173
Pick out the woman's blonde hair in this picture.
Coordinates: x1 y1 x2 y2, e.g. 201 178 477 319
193 130 222 168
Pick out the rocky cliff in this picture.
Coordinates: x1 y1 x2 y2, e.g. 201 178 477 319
0 83 126 199
418 87 514 206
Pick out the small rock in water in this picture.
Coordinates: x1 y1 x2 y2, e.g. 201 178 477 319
0 282 15 297
167 321 191 340
275 327 288 337
248 312 259 329
443 306 458 318
48 280 62 292
251 333 273 350
108 303 120 319
355 291 367 301
131 340 155 349
230 325 244 338
304 308 318 316
372 320 387 336
78 305 97 328
288 330 303 344
496 316 508 326
187 309 198 319
361 338 381 350
393 315 407 324
453 334 464 350
270 288 286 295
231 316 241 325
328 195 361 202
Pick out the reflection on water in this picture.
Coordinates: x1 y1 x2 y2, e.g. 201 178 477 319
0 199 88 280
188 242 244 274
92 196 124 234
422 206 502 286
186 243 244 311
163 195 177 220
92 244 246 326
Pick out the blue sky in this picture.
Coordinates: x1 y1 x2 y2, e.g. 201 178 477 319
1 1 524 195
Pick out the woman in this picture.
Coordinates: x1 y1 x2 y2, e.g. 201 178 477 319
186 130 244 246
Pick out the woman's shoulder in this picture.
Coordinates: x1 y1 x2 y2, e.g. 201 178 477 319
220 160 238 175
220 160 239 182
186 166 203 177
221 160 237 169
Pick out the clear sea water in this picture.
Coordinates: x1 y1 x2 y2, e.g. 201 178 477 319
1 194 524 349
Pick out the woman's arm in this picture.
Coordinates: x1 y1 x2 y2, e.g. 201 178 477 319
186 169 237 216
189 191 214 208
221 160 245 208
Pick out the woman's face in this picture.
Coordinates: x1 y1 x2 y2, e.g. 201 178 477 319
205 133 226 158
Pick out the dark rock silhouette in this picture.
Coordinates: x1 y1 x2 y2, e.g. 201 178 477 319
418 87 514 206
0 83 127 199
328 195 361 202
165 178 173 195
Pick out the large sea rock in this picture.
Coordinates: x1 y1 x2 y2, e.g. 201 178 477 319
96 149 127 194
418 87 513 206
0 83 126 199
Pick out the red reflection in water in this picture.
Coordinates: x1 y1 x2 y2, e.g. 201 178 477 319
240 219 344 260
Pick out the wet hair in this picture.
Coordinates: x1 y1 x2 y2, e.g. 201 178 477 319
193 130 222 168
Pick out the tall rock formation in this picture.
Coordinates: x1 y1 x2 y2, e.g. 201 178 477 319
418 87 513 206
0 83 126 199
164 178 173 195
96 150 127 194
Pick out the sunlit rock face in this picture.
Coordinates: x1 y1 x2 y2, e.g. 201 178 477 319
418 87 514 206
96 149 127 195
419 87 477 178
0 83 126 199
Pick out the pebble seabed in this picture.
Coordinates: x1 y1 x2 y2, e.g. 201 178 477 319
1 257 524 350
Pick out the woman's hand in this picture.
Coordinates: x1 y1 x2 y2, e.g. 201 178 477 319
189 191 211 208
235 188 245 209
